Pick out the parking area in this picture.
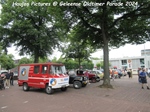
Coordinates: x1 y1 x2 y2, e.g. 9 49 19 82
0 75 150 112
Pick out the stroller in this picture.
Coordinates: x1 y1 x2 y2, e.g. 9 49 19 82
0 77 5 90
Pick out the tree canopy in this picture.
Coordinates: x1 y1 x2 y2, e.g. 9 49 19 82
0 45 15 69
0 0 67 63
50 0 150 88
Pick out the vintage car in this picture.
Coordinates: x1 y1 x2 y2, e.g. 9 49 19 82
92 70 104 80
68 70 88 89
77 70 100 83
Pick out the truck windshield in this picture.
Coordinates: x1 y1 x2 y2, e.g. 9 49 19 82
51 65 66 74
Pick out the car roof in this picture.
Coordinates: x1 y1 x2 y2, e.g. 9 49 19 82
0 70 8 74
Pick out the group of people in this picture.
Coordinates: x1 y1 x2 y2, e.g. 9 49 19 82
138 68 150 89
0 70 14 89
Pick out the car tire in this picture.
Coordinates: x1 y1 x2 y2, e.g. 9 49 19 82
23 83 30 91
61 87 67 91
73 81 82 89
45 85 54 94
96 77 100 82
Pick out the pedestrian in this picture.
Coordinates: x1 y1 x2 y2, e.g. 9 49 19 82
5 71 11 88
139 68 150 89
137 68 142 83
10 71 14 86
127 69 131 78
110 69 115 81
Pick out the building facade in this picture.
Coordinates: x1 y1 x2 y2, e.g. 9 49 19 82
92 49 150 70
109 56 150 69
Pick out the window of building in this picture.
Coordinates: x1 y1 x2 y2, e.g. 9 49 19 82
121 60 127 65
34 65 40 74
140 58 145 65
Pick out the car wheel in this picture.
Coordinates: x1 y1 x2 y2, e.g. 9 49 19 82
61 87 67 91
45 85 54 94
23 83 30 91
96 77 100 82
73 81 82 89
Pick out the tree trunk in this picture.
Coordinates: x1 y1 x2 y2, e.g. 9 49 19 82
34 53 39 63
100 38 113 88
99 24 113 88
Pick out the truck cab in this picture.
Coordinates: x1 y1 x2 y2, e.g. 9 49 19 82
18 62 69 94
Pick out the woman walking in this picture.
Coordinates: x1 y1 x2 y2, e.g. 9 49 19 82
139 68 150 89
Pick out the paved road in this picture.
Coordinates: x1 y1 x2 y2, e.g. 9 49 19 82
0 75 150 112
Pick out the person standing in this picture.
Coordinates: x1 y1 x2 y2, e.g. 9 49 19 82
111 69 115 81
5 71 11 88
139 68 150 89
138 68 142 83
10 71 14 86
127 69 131 78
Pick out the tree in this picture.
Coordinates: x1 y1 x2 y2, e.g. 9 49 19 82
51 56 93 70
17 57 33 66
96 62 103 69
61 29 95 68
0 44 15 69
52 0 150 88
0 53 15 70
0 0 65 63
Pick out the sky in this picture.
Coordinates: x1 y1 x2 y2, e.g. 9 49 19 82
7 41 150 60
91 42 150 59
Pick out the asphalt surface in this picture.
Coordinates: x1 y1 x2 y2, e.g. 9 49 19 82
0 75 150 112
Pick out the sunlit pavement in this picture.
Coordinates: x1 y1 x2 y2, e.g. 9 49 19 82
0 75 150 112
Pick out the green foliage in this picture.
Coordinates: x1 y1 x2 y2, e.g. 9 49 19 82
81 61 93 70
0 0 64 63
51 57 93 70
96 63 103 69
17 57 33 65
61 28 95 67
51 57 58 63
0 53 15 70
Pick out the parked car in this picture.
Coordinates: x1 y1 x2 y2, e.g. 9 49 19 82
77 70 100 83
0 70 8 75
68 70 88 89
0 70 8 78
92 70 104 80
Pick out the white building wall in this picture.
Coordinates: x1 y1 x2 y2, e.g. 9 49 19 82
131 59 140 69
110 56 150 69
92 56 150 70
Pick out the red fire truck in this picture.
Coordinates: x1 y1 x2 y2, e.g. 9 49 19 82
18 62 69 94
